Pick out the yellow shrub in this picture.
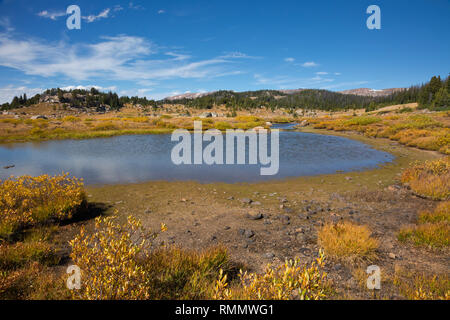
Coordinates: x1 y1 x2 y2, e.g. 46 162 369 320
398 222 449 248
0 241 58 270
393 268 450 300
62 116 81 123
0 174 86 239
318 222 378 262
214 250 328 300
235 116 263 123
93 122 120 131
402 157 450 200
419 201 450 224
69 216 166 300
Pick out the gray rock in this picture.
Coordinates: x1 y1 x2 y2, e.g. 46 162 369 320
246 213 263 220
241 198 253 204
244 230 255 238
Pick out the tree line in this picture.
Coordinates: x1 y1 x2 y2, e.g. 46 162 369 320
1 75 448 112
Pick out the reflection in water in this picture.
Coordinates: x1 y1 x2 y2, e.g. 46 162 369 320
0 132 394 185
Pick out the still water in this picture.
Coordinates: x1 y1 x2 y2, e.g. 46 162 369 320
0 127 394 185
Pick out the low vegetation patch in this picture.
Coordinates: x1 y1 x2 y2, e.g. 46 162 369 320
0 174 86 239
401 157 450 200
393 267 449 300
214 250 329 300
398 201 449 248
318 221 379 262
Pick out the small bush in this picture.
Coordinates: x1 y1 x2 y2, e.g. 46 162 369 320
69 216 235 300
398 222 449 248
0 241 59 270
63 116 81 123
93 122 120 131
419 201 450 224
318 222 378 262
0 174 86 239
393 268 449 300
69 216 162 300
343 116 381 126
401 157 450 200
214 250 328 300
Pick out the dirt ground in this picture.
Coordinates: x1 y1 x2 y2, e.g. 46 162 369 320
44 128 447 299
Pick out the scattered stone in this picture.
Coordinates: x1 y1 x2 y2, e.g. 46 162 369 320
265 252 275 259
251 201 262 206
30 115 48 120
224 226 231 230
388 253 397 260
345 177 352 181
238 229 246 236
299 248 311 256
283 207 294 214
241 198 253 204
280 215 290 225
244 230 255 238
210 235 217 241
227 196 234 200
246 212 263 220
334 263 342 271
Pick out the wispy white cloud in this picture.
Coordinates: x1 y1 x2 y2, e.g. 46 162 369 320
0 34 248 82
0 17 14 32
316 71 328 75
220 51 258 59
61 85 118 92
320 81 369 90
254 73 333 89
158 9 166 14
284 57 295 63
0 85 43 104
301 61 319 68
37 10 66 21
83 8 111 23
129 2 145 10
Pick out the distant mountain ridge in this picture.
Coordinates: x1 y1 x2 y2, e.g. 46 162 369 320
165 87 405 100
165 92 217 101
338 88 405 97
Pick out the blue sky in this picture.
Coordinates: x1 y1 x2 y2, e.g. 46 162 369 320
0 0 449 103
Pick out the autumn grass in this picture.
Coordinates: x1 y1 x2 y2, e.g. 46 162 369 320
401 157 450 200
69 215 330 300
0 241 59 270
398 223 449 248
214 250 329 300
398 201 449 248
0 173 88 300
419 201 450 224
0 174 86 239
318 221 379 262
310 111 450 155
393 267 449 300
